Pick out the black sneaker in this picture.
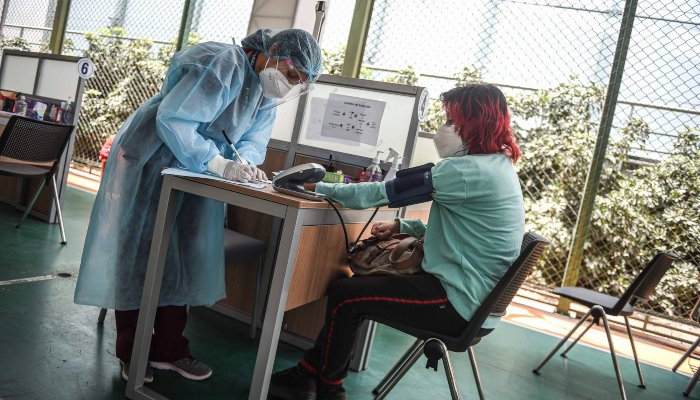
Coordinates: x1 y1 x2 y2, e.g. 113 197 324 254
120 360 154 383
268 365 316 400
150 356 212 381
318 383 346 400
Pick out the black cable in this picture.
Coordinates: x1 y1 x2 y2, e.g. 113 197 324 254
350 207 379 253
324 197 380 254
324 198 350 253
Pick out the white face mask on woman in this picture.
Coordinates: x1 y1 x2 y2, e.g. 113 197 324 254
259 59 294 99
433 124 468 158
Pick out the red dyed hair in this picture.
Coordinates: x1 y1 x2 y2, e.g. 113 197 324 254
441 84 520 162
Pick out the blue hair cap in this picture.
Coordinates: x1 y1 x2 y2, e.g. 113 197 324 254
241 28 323 82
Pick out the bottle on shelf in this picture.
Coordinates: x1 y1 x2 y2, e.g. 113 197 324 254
366 150 384 182
382 148 402 181
62 97 73 124
16 95 28 116
358 169 367 182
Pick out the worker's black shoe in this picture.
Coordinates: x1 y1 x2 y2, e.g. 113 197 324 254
317 383 347 400
150 356 212 381
120 360 154 383
268 365 316 400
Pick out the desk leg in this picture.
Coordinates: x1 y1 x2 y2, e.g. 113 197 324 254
257 217 282 323
249 207 303 400
126 176 179 400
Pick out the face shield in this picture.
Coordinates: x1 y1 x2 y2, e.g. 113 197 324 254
259 58 315 111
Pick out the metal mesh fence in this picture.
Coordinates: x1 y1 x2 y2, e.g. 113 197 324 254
579 0 700 322
360 0 700 335
318 0 356 75
61 0 186 169
54 0 255 169
0 0 55 51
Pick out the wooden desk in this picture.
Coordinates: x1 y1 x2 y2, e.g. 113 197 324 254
125 174 397 400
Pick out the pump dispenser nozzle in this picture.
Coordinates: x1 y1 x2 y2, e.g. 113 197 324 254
383 148 403 181
366 151 385 182
384 147 400 164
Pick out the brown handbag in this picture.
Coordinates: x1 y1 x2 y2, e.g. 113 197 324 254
348 233 425 276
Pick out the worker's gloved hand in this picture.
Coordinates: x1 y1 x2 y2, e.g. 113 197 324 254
250 166 268 182
207 155 253 182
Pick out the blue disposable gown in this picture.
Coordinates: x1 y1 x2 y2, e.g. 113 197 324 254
74 41 276 310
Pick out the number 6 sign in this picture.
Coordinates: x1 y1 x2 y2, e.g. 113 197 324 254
77 58 95 79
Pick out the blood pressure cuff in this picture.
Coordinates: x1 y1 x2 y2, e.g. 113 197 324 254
385 163 435 208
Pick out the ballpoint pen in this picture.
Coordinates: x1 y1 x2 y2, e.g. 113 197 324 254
221 130 248 165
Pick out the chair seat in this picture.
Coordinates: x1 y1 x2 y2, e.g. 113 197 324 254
0 161 50 177
377 319 494 353
223 229 266 263
554 286 634 316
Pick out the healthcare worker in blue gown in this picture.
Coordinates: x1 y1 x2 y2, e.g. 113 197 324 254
74 29 322 382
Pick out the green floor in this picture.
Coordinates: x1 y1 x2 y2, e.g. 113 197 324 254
0 187 695 399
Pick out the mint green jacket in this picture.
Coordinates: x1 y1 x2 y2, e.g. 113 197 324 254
316 154 524 328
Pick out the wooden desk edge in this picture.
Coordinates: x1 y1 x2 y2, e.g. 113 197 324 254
178 175 397 211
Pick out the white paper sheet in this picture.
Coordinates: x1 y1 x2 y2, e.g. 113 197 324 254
321 93 386 146
304 97 360 146
161 167 267 189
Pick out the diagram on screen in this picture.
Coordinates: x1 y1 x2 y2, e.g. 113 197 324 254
321 93 386 146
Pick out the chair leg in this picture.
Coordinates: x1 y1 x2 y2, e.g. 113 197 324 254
598 306 627 400
684 363 700 396
673 335 700 372
98 308 107 324
467 347 485 400
16 177 46 228
250 256 263 339
373 339 424 395
561 320 596 358
436 340 461 400
624 316 645 388
374 340 426 400
50 175 67 244
533 307 595 374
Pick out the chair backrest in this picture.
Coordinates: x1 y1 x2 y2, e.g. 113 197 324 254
613 252 677 313
453 232 550 349
0 116 75 173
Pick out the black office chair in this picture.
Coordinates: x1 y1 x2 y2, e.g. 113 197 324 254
0 116 75 244
533 252 677 400
672 297 700 397
372 232 550 400
98 228 266 339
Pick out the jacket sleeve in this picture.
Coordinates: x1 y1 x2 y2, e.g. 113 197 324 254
398 219 427 237
431 159 468 207
155 64 229 173
236 104 276 166
315 182 389 209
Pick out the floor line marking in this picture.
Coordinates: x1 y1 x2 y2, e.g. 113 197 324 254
0 274 59 286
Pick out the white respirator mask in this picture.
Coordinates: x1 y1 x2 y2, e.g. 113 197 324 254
434 123 468 158
259 59 295 99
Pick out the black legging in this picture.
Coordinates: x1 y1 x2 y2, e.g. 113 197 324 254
300 273 468 385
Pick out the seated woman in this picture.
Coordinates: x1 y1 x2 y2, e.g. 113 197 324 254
269 83 525 400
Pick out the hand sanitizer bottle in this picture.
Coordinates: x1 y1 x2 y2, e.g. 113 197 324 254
382 148 402 181
16 96 28 116
366 151 384 182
